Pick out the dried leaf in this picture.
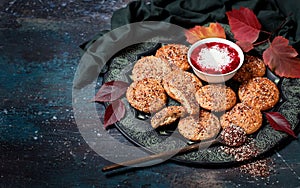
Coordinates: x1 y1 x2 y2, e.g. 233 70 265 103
226 7 261 43
263 36 300 78
236 41 254 52
94 81 129 102
104 99 125 129
185 23 226 44
265 112 297 138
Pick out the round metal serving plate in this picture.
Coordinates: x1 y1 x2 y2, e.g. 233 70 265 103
99 42 300 166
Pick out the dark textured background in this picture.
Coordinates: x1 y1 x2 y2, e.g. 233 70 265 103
1 0 300 187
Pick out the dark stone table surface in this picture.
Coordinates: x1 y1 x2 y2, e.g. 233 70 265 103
1 0 300 187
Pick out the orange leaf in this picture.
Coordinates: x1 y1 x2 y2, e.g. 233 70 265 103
263 36 300 78
185 23 226 44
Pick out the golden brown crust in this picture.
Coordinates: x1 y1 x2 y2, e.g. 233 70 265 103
220 103 263 134
233 55 266 83
238 77 280 111
162 70 202 115
163 70 202 99
126 78 167 113
195 84 237 112
155 44 190 71
178 110 221 141
131 56 172 82
151 106 186 129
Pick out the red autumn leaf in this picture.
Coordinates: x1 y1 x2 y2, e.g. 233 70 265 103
93 81 129 102
104 99 125 129
226 7 261 43
236 41 254 52
185 22 226 44
265 112 297 138
263 36 300 78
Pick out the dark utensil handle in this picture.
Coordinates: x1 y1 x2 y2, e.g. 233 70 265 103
102 139 218 172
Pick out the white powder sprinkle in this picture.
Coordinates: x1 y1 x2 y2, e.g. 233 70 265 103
197 45 232 71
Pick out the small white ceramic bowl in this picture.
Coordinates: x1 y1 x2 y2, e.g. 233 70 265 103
187 38 244 83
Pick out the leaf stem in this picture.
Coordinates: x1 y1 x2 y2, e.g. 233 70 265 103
260 30 272 35
253 38 270 47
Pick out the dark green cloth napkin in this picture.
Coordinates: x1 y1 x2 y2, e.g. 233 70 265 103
111 0 300 44
74 0 300 89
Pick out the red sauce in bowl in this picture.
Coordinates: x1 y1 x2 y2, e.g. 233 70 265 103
190 42 240 74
